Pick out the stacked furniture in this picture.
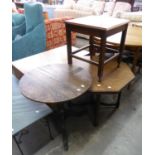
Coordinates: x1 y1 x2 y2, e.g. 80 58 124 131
12 45 135 151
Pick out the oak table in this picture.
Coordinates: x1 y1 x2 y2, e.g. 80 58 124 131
94 23 142 73
65 16 129 81
12 45 135 131
19 64 92 150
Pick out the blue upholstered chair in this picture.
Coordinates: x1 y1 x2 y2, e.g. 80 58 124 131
12 13 26 40
12 3 46 61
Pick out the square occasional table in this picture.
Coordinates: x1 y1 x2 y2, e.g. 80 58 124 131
65 16 129 82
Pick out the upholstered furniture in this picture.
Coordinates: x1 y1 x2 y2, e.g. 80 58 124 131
117 11 142 23
12 3 46 61
45 17 76 50
54 0 134 18
12 4 76 61
12 13 26 40
54 0 106 18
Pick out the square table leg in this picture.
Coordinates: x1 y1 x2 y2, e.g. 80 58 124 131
66 26 72 64
89 35 95 59
98 36 106 82
117 28 128 67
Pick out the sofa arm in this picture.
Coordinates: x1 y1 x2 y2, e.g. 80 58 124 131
45 17 76 50
119 11 142 22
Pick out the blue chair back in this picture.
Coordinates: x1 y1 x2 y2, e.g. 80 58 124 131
12 3 46 61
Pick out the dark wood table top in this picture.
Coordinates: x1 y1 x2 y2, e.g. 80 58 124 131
19 64 92 104
13 46 135 93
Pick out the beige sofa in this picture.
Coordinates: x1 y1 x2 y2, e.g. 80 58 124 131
54 0 132 18
54 0 141 38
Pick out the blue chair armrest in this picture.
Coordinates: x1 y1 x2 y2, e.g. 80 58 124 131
12 23 46 61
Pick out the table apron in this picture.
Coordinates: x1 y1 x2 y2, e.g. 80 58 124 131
66 24 105 37
106 24 128 37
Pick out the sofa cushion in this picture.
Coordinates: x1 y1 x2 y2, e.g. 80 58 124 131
73 4 93 13
119 11 142 22
12 13 25 26
12 22 26 40
73 0 105 15
112 2 131 17
12 13 26 40
54 8 93 18
103 2 115 16
92 1 105 15
63 0 76 9
77 0 94 7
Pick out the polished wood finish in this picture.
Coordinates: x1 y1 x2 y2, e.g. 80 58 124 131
19 64 92 104
13 45 135 93
65 16 129 82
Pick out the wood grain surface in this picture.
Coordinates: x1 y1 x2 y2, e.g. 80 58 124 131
19 64 92 104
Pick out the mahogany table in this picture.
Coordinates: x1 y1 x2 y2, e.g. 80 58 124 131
19 64 92 150
65 16 129 81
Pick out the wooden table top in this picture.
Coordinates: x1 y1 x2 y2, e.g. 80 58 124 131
19 64 92 104
65 16 129 31
107 23 142 47
13 45 135 93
